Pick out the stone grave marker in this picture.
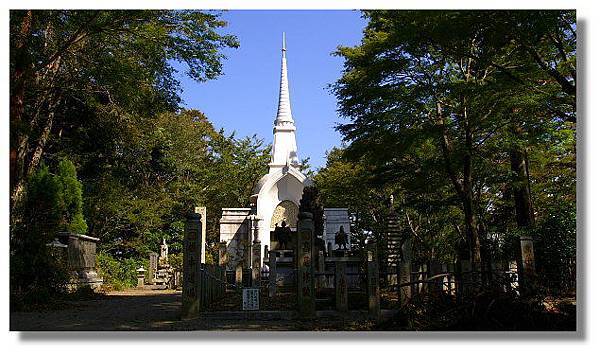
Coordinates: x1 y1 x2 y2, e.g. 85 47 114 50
148 252 158 284
268 251 277 297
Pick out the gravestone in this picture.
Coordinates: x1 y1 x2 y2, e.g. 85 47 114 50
335 261 348 312
148 252 158 284
268 251 277 297
182 212 202 319
367 248 380 318
296 212 315 318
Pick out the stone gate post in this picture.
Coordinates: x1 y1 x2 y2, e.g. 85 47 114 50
252 240 262 287
296 212 316 318
367 245 380 319
335 260 348 312
182 212 202 319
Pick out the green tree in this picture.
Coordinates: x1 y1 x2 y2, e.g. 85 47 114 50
332 10 575 275
57 158 88 234
10 10 238 214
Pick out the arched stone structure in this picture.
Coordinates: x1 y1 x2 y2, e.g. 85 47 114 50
270 200 299 229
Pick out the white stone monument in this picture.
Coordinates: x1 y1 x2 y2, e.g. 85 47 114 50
220 33 311 268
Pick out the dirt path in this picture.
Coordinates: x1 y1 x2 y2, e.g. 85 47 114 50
10 289 376 331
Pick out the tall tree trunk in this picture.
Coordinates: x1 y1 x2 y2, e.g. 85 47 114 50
510 141 536 294
10 11 33 210
435 101 481 263
462 110 481 265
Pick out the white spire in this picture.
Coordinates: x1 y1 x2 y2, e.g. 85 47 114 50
270 32 299 170
275 32 293 125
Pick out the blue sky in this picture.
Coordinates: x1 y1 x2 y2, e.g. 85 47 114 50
174 10 367 169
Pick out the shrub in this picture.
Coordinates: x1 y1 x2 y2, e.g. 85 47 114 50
96 251 146 290
10 164 70 310
57 158 88 234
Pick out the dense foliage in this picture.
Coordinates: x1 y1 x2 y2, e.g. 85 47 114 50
9 10 272 299
317 10 576 294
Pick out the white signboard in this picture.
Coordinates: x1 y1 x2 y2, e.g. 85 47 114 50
242 288 260 311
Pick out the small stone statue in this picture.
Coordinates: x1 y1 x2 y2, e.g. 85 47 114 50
159 238 169 266
335 226 349 250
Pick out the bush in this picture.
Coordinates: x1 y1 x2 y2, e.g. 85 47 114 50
57 158 88 234
10 165 70 310
534 201 576 294
96 251 146 290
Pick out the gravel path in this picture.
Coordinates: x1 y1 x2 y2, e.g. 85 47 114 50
10 289 376 331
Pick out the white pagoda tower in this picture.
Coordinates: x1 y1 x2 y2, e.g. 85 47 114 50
220 34 310 269
251 33 310 253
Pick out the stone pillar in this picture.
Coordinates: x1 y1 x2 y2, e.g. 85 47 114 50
397 237 412 306
268 251 277 297
367 248 380 319
317 251 325 289
335 261 348 312
252 240 262 287
296 212 316 318
148 252 158 285
182 212 202 319
194 206 207 263
198 264 208 310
